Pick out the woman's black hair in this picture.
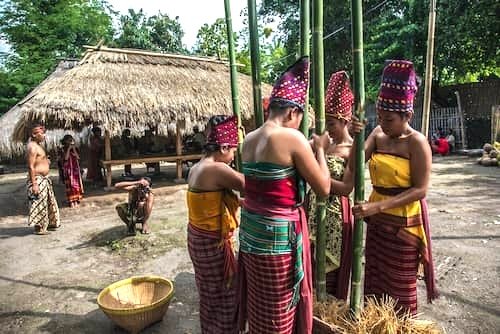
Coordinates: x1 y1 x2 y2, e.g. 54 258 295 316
60 134 74 146
203 115 232 153
141 176 152 187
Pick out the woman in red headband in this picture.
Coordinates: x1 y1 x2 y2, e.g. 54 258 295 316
186 115 244 334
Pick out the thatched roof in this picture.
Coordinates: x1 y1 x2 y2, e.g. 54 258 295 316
11 46 272 143
0 60 81 159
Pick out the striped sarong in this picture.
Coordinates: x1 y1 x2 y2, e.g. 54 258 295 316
27 175 60 233
238 162 312 334
364 222 419 315
188 224 238 334
364 152 438 315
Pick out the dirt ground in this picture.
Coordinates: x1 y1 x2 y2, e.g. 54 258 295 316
0 157 498 334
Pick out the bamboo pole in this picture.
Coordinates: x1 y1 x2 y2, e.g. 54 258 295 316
312 0 327 302
224 0 242 171
421 0 437 138
350 0 367 315
299 0 311 137
247 0 264 127
454 91 467 149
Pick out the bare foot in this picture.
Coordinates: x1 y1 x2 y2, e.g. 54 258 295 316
141 223 151 234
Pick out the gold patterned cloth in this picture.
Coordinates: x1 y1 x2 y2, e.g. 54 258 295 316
27 175 60 233
307 155 348 272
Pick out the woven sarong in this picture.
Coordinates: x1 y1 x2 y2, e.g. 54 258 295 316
364 152 438 315
307 155 353 300
63 152 83 204
27 175 60 233
238 162 312 334
188 224 238 334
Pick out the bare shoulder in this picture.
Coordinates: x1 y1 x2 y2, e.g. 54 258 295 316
409 130 430 147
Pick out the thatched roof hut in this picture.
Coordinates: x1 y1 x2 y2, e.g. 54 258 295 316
11 46 272 143
0 60 80 159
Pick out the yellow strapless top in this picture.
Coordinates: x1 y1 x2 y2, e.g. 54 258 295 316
368 153 426 245
186 189 239 239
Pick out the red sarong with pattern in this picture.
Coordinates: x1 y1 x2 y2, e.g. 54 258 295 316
188 224 238 334
238 175 313 334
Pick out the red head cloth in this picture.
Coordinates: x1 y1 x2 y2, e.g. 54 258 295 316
325 71 354 121
31 125 46 136
376 59 418 113
206 116 238 147
270 56 310 111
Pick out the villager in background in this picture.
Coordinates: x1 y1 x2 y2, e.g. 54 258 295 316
86 126 104 184
351 60 438 316
59 134 84 208
306 70 355 300
186 115 244 334
115 177 154 235
26 124 60 235
238 57 330 334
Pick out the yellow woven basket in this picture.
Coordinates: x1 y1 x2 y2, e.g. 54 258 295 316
97 276 174 334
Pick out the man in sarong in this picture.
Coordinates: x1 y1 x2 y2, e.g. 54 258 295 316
115 177 154 235
239 57 331 334
352 60 438 315
187 115 244 333
27 124 60 235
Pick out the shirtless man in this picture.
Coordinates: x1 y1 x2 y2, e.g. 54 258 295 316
27 124 60 234
115 177 154 235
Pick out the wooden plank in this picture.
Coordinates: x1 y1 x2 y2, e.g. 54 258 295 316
101 154 203 166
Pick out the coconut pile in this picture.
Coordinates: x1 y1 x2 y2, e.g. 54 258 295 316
477 143 500 167
314 295 443 334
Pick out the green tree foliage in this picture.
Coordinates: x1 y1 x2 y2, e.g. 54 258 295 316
0 0 114 114
260 0 499 101
195 18 228 58
113 9 185 53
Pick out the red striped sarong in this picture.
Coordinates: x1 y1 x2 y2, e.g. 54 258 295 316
188 224 238 334
364 222 419 315
239 253 296 333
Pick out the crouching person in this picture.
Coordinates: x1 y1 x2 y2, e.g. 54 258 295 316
115 177 154 235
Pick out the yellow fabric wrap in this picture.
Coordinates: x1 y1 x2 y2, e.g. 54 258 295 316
368 153 427 246
187 189 239 239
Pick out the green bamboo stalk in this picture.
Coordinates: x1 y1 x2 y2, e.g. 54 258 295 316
224 0 242 171
350 0 366 316
247 0 263 127
299 0 311 137
312 0 327 302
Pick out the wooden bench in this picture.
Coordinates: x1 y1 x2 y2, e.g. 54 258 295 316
101 154 203 188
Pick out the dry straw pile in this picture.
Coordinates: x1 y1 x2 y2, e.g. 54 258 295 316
314 295 443 334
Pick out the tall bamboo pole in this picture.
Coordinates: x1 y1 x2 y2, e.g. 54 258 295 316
421 0 437 138
312 0 327 302
224 0 242 171
350 0 366 315
299 0 311 137
247 0 264 127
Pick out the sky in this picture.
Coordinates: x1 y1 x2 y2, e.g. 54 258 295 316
107 0 249 49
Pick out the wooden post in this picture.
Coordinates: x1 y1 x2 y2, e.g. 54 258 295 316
455 91 467 149
175 123 183 181
104 130 112 188
421 0 437 138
